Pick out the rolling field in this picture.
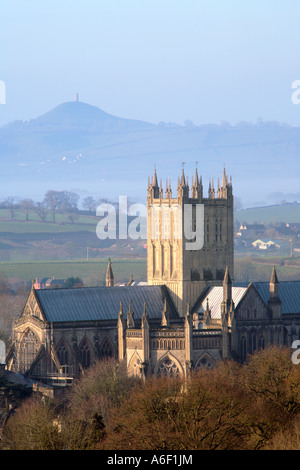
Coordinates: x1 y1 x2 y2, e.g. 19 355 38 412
0 208 123 263
0 208 97 233
234 256 300 283
2 255 300 291
236 203 300 224
0 258 147 288
1 205 300 290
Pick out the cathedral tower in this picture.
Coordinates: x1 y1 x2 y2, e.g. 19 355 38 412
147 167 234 316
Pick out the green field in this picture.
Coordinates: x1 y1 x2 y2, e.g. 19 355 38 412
236 203 300 224
1 255 300 292
1 205 300 289
0 208 97 233
0 221 96 234
234 256 300 283
3 204 300 234
0 258 147 288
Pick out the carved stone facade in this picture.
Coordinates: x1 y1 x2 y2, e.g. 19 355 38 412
147 168 234 317
6 169 300 386
8 288 117 384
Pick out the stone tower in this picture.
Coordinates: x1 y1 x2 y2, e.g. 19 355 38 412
147 167 234 316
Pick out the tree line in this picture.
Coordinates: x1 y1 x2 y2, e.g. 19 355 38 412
0 346 299 450
0 191 113 223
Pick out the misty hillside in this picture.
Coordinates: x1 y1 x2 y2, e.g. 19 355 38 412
1 100 300 206
27 101 155 131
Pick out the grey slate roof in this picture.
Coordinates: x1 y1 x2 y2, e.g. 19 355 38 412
193 280 300 317
252 281 300 314
35 285 177 323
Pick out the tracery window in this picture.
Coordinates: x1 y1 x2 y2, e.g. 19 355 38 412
18 330 39 374
57 343 68 365
128 353 142 377
79 342 90 368
195 354 215 370
100 337 114 358
156 356 180 377
199 356 212 369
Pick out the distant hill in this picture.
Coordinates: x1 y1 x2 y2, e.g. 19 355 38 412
1 100 300 205
0 100 154 156
236 202 300 224
26 100 154 131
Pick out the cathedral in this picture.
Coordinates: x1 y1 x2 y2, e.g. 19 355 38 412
6 168 300 386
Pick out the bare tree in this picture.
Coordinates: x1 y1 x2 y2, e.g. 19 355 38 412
82 196 97 213
43 191 61 222
3 197 16 219
34 202 48 222
0 292 27 337
43 190 79 222
2 396 63 450
20 198 35 221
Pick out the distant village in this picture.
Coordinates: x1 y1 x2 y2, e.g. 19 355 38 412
234 220 300 256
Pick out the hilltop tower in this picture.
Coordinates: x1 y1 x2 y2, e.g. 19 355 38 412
147 167 234 316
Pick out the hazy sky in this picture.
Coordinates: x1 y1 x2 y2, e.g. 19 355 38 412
1 0 300 127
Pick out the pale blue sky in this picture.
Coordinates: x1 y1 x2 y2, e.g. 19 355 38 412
1 0 300 126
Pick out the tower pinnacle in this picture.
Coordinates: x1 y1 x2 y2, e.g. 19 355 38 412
106 258 114 287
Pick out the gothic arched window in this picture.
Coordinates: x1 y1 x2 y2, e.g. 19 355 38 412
100 337 114 358
19 329 39 374
57 343 69 366
195 354 215 370
156 356 180 378
79 342 90 368
128 353 142 377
